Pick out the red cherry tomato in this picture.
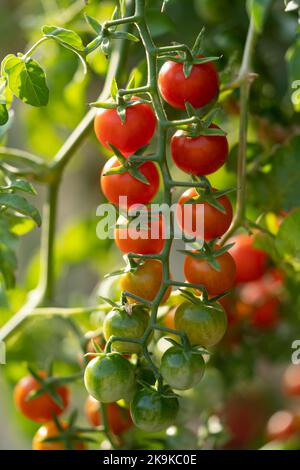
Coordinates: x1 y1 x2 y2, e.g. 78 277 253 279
14 371 69 423
283 365 300 397
177 188 233 240
184 247 236 295
171 124 228 176
229 235 268 283
101 157 160 208
115 211 165 255
85 395 132 435
158 56 219 110
266 410 296 441
94 98 156 157
251 297 280 329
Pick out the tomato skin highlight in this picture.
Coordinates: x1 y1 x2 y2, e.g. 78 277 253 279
171 124 228 176
14 372 69 423
84 353 136 403
115 212 165 255
158 57 219 110
120 259 171 304
32 421 86 450
175 301 227 347
177 188 233 240
130 388 179 432
160 346 205 390
184 249 236 295
94 98 156 157
103 305 149 354
85 395 132 435
266 410 296 441
101 157 160 208
229 234 268 283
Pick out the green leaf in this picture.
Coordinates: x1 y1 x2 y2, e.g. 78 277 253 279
85 36 103 55
0 193 41 226
247 0 272 33
110 77 118 100
42 25 84 51
275 208 300 271
85 15 103 34
4 55 49 107
0 104 8 125
2 177 37 195
0 217 17 289
111 31 139 42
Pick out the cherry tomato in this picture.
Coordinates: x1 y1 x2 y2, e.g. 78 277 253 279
184 247 236 295
103 304 149 354
171 124 228 176
163 308 176 329
120 259 171 304
251 297 279 329
115 211 165 255
160 346 205 390
177 188 233 240
130 387 179 432
32 421 86 450
94 98 156 157
101 157 160 208
266 410 297 441
283 365 300 397
84 353 136 403
85 396 132 435
158 56 219 110
229 234 268 283
175 300 227 347
14 372 69 423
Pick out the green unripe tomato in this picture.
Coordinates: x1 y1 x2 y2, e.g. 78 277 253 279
175 301 227 348
130 387 179 432
84 353 136 403
103 305 149 354
160 346 205 390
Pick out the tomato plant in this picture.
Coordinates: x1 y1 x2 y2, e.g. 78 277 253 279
229 235 268 283
85 396 132 435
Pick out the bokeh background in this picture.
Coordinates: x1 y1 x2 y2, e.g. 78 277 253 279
1 0 300 450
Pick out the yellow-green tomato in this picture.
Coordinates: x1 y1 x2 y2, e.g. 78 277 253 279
160 346 205 390
175 301 227 347
84 353 136 403
103 305 150 354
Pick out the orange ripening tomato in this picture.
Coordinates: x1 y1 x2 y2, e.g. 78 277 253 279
85 395 132 435
32 421 86 450
158 56 219 110
177 188 233 240
94 97 156 157
14 371 69 423
266 410 297 442
120 259 171 304
184 247 236 295
229 234 268 283
282 365 300 397
115 211 165 255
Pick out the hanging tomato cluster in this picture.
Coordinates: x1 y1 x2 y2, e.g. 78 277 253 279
85 50 239 435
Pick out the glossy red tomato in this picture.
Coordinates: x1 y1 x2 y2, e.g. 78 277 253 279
266 410 296 441
177 188 233 240
282 365 300 397
115 211 165 255
229 234 268 283
14 371 69 423
101 157 160 208
171 124 228 176
158 56 219 110
94 98 156 156
32 421 86 450
85 395 132 435
184 248 236 295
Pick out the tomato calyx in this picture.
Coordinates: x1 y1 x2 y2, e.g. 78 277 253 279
177 105 227 139
41 412 96 449
25 366 80 409
179 240 235 272
183 181 235 214
165 335 210 358
179 286 226 310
